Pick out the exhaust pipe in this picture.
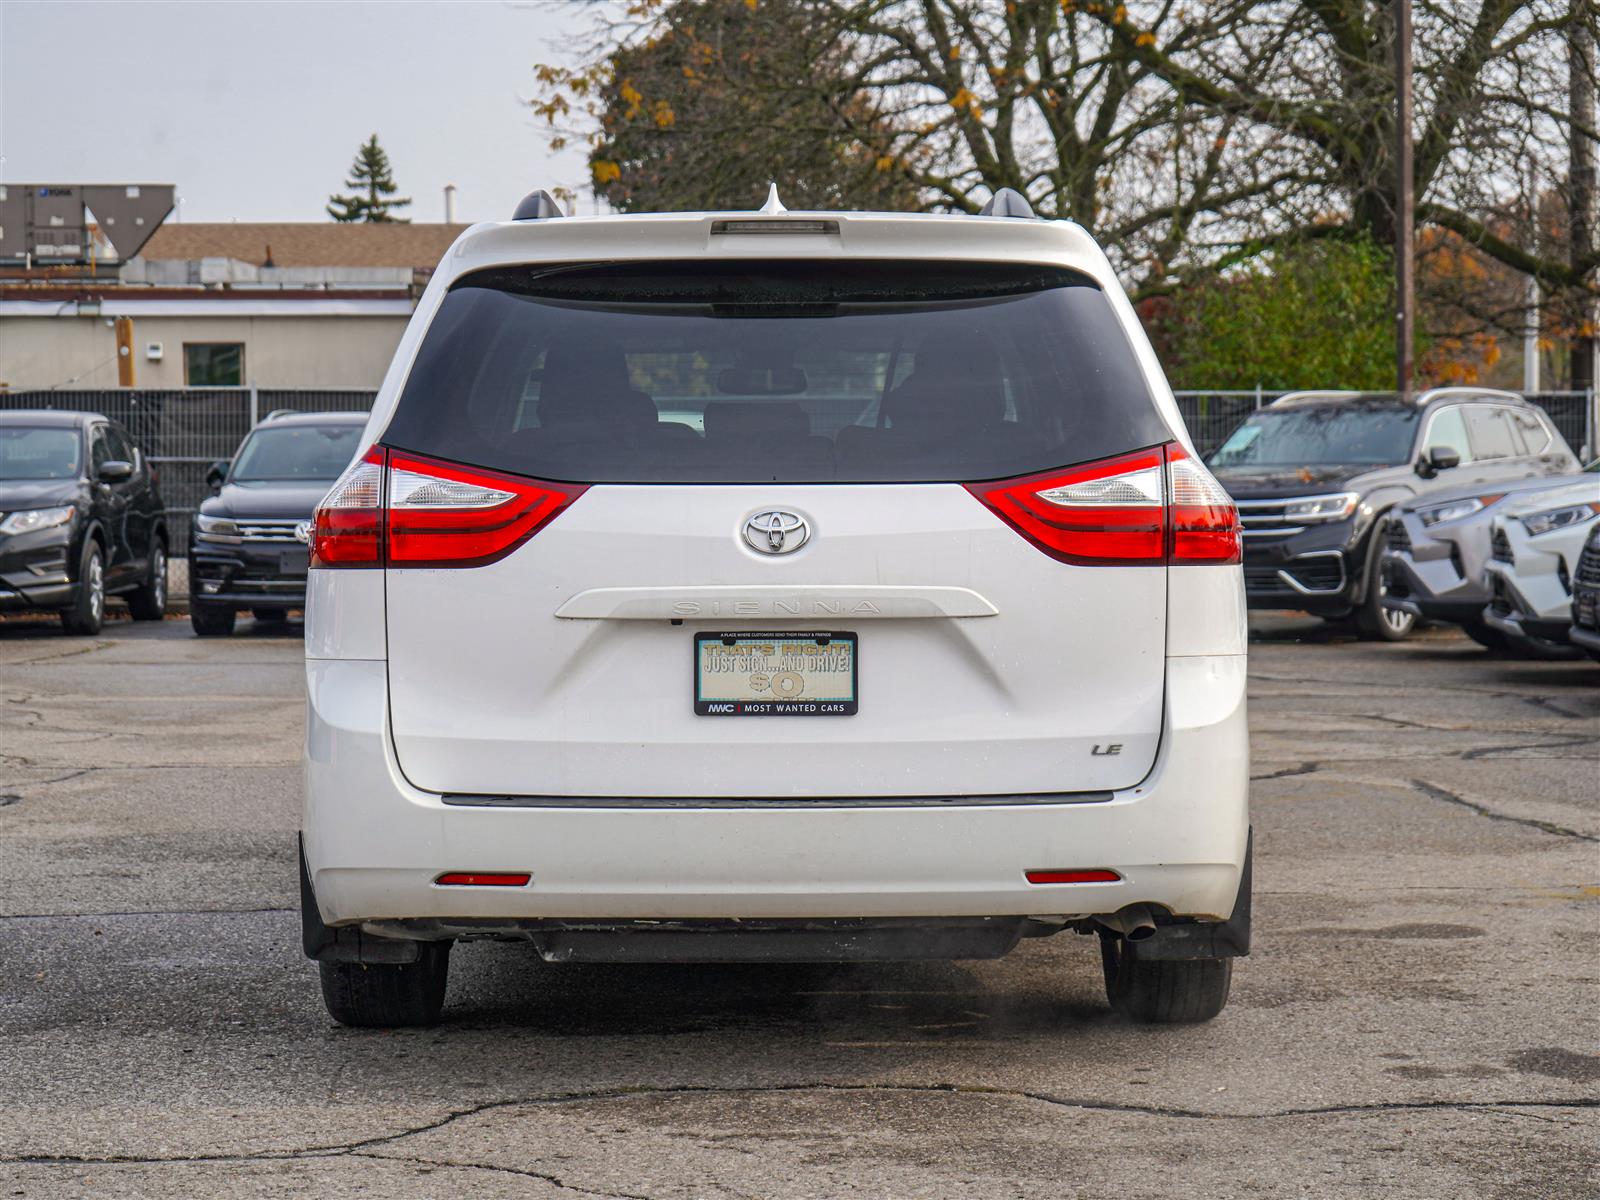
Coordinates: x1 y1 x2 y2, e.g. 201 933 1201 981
1098 903 1159 941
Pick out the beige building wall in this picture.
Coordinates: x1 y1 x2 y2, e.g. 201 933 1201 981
0 313 409 391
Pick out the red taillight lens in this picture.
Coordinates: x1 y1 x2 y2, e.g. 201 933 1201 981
965 442 1240 567
386 450 586 568
311 447 385 568
310 448 587 570
965 447 1166 565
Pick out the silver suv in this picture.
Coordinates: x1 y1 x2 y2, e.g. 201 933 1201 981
299 189 1251 1028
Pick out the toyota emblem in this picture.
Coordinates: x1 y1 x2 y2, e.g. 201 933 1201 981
744 510 809 555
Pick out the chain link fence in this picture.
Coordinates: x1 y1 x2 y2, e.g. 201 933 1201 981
2 386 1594 521
0 387 376 520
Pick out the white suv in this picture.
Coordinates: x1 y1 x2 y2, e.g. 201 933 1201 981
300 189 1251 1028
1483 479 1600 651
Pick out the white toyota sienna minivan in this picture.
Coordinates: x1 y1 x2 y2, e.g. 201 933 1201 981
301 188 1250 1028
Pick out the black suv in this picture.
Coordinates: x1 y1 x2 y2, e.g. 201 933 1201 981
190 411 366 635
0 410 169 634
1208 388 1577 640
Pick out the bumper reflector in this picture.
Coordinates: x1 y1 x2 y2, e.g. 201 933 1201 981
434 872 531 887
1025 869 1122 885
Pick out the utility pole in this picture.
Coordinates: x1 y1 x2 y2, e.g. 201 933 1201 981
1570 8 1596 391
1526 165 1541 393
1394 0 1415 395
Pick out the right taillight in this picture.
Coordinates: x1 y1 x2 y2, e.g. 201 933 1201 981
965 441 1240 566
310 447 586 569
1165 443 1242 564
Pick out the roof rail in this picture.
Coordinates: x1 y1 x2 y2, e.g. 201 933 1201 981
262 409 299 421
511 190 566 221
978 188 1036 219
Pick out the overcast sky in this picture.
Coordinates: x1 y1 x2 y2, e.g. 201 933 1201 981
0 0 604 224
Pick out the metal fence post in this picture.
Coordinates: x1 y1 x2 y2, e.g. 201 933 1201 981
1254 384 1263 409
248 382 259 427
1580 387 1593 464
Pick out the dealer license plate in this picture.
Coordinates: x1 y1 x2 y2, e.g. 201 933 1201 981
694 631 857 716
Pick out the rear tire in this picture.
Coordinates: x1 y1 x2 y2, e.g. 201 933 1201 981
126 542 167 621
319 943 451 1028
60 541 105 636
1355 527 1415 641
190 603 236 637
1461 620 1508 651
1100 934 1232 1023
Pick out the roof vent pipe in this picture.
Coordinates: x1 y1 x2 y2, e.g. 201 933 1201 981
444 183 458 224
511 189 565 221
977 188 1036 219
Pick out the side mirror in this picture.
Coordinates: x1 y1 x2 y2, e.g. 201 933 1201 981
1417 446 1460 477
205 460 230 491
98 459 134 482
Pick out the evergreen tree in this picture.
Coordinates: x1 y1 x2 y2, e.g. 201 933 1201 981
327 134 411 223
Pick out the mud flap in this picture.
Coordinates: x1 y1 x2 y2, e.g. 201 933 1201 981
1134 828 1252 961
299 834 420 964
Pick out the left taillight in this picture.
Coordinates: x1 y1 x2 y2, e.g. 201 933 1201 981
310 447 586 569
311 448 385 568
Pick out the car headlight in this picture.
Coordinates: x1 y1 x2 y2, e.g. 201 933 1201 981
194 513 242 544
0 505 75 536
1520 502 1600 537
1283 492 1359 523
1415 494 1503 527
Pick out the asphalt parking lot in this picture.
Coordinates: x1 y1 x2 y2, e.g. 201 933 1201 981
1 612 1595 1198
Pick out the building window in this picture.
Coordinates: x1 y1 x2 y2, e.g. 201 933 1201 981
184 343 244 386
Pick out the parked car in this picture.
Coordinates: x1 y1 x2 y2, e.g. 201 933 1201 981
1482 479 1600 655
1568 525 1600 661
0 410 168 633
1209 388 1577 641
300 189 1252 1029
189 411 367 635
1381 460 1597 651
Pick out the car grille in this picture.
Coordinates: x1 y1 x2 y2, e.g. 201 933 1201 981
1386 520 1412 554
1234 499 1305 541
1489 526 1513 565
1578 532 1600 586
236 519 303 543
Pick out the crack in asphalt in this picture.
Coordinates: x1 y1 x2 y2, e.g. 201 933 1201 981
4 1082 1597 1173
1409 778 1599 842
348 1150 660 1199
1250 762 1322 781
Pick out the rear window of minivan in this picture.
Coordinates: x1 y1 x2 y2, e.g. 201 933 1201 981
380 259 1171 484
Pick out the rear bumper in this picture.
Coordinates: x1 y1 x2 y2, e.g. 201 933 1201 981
1242 545 1358 613
302 653 1250 928
189 543 308 609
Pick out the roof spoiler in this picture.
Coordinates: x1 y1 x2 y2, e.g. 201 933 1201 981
978 188 1036 219
511 190 566 221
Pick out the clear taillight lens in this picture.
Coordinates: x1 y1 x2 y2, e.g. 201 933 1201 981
310 447 587 569
965 442 1240 566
